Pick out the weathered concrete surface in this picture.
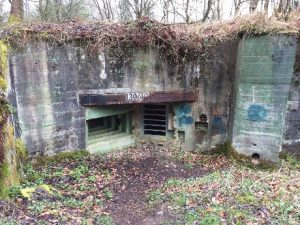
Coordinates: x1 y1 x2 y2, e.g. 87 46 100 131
8 41 239 155
13 36 300 161
282 38 300 157
195 40 239 150
10 36 300 161
6 46 181 154
232 36 297 161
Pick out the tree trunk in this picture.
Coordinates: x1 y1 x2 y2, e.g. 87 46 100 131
9 0 24 20
277 0 286 13
216 0 221 20
264 0 270 12
184 0 190 23
249 0 259 12
202 0 212 22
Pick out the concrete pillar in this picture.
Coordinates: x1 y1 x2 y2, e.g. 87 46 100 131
232 35 297 161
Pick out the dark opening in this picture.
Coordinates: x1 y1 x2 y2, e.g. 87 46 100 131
195 114 208 143
200 114 208 123
86 111 134 153
143 104 167 136
252 153 260 160
88 117 109 130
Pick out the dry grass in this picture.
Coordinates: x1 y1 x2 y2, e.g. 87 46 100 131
1 13 300 58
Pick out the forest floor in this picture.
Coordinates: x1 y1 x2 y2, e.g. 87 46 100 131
0 140 299 225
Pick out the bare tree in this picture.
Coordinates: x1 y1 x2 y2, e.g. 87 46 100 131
37 0 87 22
233 0 247 15
92 0 114 20
264 0 270 12
119 0 132 20
170 0 191 23
9 0 24 20
127 0 156 19
249 0 259 12
215 0 221 20
161 0 172 22
202 0 213 22
273 0 299 18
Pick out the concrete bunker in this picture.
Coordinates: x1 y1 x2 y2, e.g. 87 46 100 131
80 91 198 153
4 26 300 161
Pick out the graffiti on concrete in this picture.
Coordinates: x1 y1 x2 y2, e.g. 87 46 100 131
247 104 267 122
212 116 226 134
176 104 193 128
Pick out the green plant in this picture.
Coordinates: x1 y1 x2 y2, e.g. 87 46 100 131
103 188 113 200
64 197 84 208
87 175 97 183
23 164 44 184
71 164 89 180
148 189 162 205
212 141 237 158
176 193 187 207
15 138 27 161
236 193 255 204
80 218 88 225
200 213 221 225
28 201 45 214
185 210 199 225
95 215 114 225
280 152 300 169
0 218 18 225
53 169 63 177
8 185 21 198
165 178 182 187
95 198 103 206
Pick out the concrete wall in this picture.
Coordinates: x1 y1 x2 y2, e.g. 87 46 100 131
232 35 297 161
8 40 239 155
282 37 300 157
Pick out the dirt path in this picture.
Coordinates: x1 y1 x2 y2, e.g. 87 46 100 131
0 142 221 225
102 148 207 224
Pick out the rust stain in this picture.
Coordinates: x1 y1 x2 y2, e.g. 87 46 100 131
79 91 198 106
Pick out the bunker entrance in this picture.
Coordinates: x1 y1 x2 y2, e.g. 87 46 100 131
86 108 135 153
81 91 198 152
143 104 167 136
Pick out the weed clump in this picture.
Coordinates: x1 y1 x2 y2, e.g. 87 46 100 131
279 152 300 169
33 149 89 167
211 141 278 171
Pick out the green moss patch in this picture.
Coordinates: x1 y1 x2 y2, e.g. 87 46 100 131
33 150 89 167
0 162 9 198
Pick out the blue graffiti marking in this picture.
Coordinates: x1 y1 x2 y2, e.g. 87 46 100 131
212 116 225 134
179 117 194 127
179 104 192 114
177 104 193 127
247 104 267 122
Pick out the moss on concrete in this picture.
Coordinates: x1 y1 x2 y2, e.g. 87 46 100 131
33 150 89 167
0 162 9 198
0 126 27 199
8 15 22 25
0 37 22 200
0 41 8 90
16 138 28 164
